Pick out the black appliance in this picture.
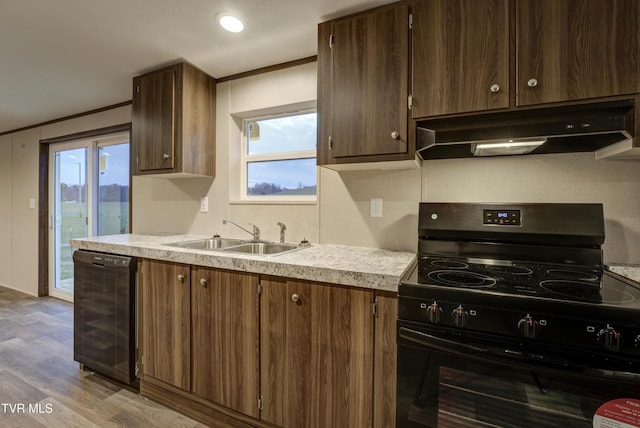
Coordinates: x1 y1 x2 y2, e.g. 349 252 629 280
397 203 640 428
73 250 137 385
416 99 634 159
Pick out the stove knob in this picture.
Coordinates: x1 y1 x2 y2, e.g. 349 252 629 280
597 326 622 351
517 314 540 339
426 302 443 324
451 305 469 327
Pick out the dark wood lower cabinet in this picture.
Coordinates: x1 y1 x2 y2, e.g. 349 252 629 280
140 259 396 427
260 277 374 428
191 267 260 418
140 259 191 391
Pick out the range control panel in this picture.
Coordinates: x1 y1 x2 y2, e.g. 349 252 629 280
483 209 521 226
398 296 640 357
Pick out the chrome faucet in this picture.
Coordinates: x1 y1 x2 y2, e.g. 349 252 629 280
223 219 260 241
277 222 286 244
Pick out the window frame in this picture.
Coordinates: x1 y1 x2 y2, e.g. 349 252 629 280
239 109 317 203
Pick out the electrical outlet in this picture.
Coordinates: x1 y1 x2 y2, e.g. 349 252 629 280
370 198 383 218
200 197 209 213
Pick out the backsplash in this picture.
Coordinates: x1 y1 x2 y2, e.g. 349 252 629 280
422 152 640 265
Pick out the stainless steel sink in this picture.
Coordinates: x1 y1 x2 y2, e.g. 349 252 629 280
223 242 302 255
166 237 246 250
165 237 309 256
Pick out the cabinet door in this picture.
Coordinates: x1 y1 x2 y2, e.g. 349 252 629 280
191 267 260 418
132 67 176 172
412 0 509 117
373 291 398 428
517 0 639 106
140 260 190 390
260 278 374 427
330 4 409 158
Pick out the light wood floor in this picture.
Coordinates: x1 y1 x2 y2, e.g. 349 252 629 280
0 285 210 428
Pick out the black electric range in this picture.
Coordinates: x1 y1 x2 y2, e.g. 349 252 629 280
399 203 640 361
396 203 640 428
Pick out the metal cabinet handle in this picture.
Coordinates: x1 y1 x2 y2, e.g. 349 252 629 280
163 153 170 160
200 278 208 288
291 293 300 303
177 274 185 282
490 84 500 93
391 131 400 140
527 78 538 88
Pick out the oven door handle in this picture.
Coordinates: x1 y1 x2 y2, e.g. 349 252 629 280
398 326 640 382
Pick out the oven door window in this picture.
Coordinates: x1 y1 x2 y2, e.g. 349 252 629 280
397 325 640 428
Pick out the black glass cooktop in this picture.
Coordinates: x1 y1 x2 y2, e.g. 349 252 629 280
412 256 639 305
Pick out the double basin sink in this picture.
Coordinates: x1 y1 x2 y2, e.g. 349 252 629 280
166 237 307 256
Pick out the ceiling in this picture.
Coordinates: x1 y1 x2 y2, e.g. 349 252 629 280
0 0 395 134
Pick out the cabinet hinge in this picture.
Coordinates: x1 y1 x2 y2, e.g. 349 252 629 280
136 156 139 165
408 95 413 111
136 84 140 93
329 33 334 49
258 395 263 411
409 13 413 30
372 297 379 317
328 136 334 150
257 281 263 296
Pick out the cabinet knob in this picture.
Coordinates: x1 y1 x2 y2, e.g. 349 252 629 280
527 78 538 88
177 274 185 282
490 84 500 93
291 293 300 303
163 153 170 160
200 278 208 288
391 131 400 140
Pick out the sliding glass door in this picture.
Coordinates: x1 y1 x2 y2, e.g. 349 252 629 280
48 132 129 301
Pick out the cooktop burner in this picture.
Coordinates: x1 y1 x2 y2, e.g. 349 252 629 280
426 270 496 288
414 256 638 306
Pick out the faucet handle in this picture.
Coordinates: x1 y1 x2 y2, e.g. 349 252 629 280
277 222 286 230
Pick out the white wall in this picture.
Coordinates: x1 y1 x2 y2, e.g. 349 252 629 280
132 65 321 243
132 62 421 250
3 61 639 296
422 153 640 265
0 105 131 296
0 135 13 287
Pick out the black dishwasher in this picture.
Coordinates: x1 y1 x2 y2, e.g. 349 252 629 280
73 250 137 385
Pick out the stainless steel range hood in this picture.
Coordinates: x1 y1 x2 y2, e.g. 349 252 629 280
416 99 634 160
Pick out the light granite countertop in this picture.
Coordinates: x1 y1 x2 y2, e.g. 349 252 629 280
70 234 416 292
608 264 640 284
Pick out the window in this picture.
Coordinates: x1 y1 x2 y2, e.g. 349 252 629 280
240 110 317 202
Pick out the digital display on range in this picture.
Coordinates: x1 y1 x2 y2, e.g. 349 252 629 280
484 209 521 225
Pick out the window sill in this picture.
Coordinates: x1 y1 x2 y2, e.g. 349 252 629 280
229 199 317 206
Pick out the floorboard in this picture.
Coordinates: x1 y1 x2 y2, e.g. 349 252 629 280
0 286 210 427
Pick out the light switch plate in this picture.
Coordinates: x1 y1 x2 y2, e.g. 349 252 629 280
200 197 209 213
370 198 383 218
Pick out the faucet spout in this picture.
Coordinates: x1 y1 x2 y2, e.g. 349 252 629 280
223 219 260 241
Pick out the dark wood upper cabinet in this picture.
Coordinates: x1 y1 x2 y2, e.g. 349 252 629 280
132 62 216 176
411 0 639 119
411 0 510 117
516 0 639 106
317 3 411 165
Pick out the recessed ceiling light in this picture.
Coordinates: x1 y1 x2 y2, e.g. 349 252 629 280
218 14 244 33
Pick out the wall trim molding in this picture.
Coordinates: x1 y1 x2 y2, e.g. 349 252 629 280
0 101 132 137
